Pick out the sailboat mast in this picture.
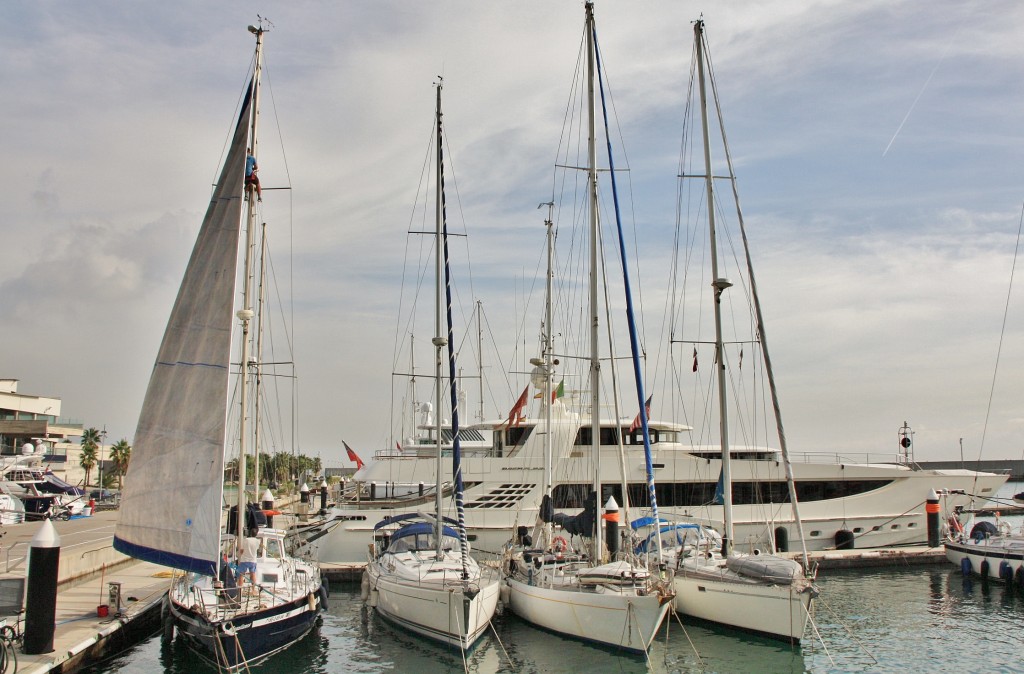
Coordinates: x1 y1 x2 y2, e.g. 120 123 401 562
543 202 555 547
584 1 603 561
432 81 445 557
694 20 735 555
237 23 264 548
476 301 485 423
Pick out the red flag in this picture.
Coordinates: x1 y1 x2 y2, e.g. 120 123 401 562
629 394 653 434
395 441 403 453
692 347 698 372
343 441 365 470
506 385 530 427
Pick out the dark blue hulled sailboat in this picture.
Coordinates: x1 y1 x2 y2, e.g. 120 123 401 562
112 22 324 671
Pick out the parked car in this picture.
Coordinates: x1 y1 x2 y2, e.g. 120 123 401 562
90 489 115 501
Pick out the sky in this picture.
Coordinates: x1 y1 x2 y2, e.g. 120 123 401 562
2 1 1024 470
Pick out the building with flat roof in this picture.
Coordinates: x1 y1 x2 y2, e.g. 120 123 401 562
0 378 94 486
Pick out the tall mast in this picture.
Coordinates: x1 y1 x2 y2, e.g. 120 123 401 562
432 81 445 557
237 23 264 549
476 301 485 423
584 1 603 562
542 202 555 547
694 19 735 556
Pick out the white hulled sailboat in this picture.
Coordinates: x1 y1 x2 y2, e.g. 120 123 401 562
500 3 673 654
362 80 501 651
665 19 816 642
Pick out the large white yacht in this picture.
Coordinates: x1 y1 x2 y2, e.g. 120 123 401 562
307 405 1006 564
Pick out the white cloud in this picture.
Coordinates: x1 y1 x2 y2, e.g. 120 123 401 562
2 1 1023 465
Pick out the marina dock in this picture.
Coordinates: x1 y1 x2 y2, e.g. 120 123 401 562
0 510 166 673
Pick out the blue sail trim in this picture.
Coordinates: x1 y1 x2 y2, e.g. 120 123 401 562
155 361 229 370
113 535 216 577
592 24 660 526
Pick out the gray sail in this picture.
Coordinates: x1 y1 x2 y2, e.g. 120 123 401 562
113 88 252 576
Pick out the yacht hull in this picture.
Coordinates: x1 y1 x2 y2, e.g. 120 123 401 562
364 563 501 650
945 536 1024 582
505 575 669 653
310 467 1005 563
170 588 323 671
672 572 812 641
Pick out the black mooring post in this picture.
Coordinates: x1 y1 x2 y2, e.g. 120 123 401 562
24 519 60 654
927 489 941 548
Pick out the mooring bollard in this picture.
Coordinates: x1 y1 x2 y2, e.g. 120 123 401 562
927 489 941 548
604 495 620 557
320 480 328 512
24 519 60 654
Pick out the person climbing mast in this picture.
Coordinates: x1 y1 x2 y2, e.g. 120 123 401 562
245 148 262 201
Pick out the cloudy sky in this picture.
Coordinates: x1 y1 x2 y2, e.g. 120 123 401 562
3 1 1023 469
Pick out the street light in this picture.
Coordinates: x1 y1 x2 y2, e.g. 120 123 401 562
99 426 108 490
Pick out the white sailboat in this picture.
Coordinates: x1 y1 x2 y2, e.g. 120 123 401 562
113 22 324 671
665 19 817 642
500 3 673 654
362 80 501 651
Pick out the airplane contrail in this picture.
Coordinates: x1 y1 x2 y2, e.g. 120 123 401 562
882 31 958 158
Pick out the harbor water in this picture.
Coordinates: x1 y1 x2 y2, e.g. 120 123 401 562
82 485 1024 674
80 565 1023 674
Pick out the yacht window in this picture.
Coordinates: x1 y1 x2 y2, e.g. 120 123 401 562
506 427 533 446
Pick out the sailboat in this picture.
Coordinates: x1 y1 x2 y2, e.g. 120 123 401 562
113 23 325 670
500 3 674 654
665 19 817 642
362 80 501 651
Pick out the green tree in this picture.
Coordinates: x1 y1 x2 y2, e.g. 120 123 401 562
80 427 101 486
109 439 132 490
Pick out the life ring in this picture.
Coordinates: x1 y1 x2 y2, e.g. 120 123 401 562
552 536 568 553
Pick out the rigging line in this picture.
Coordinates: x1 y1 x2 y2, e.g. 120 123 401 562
439 124 480 340
259 61 298 446
975 201 1024 484
669 606 705 668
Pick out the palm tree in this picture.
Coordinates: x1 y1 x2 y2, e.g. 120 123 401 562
109 439 132 490
80 427 101 486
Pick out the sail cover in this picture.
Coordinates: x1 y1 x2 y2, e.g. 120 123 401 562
113 87 252 576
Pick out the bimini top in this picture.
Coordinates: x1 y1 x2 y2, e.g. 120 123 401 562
391 521 461 542
373 512 459 531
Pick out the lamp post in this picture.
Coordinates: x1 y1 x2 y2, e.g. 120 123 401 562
99 427 107 490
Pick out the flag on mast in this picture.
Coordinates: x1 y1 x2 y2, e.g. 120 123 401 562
343 441 365 470
629 394 653 434
506 385 530 427
552 379 565 402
